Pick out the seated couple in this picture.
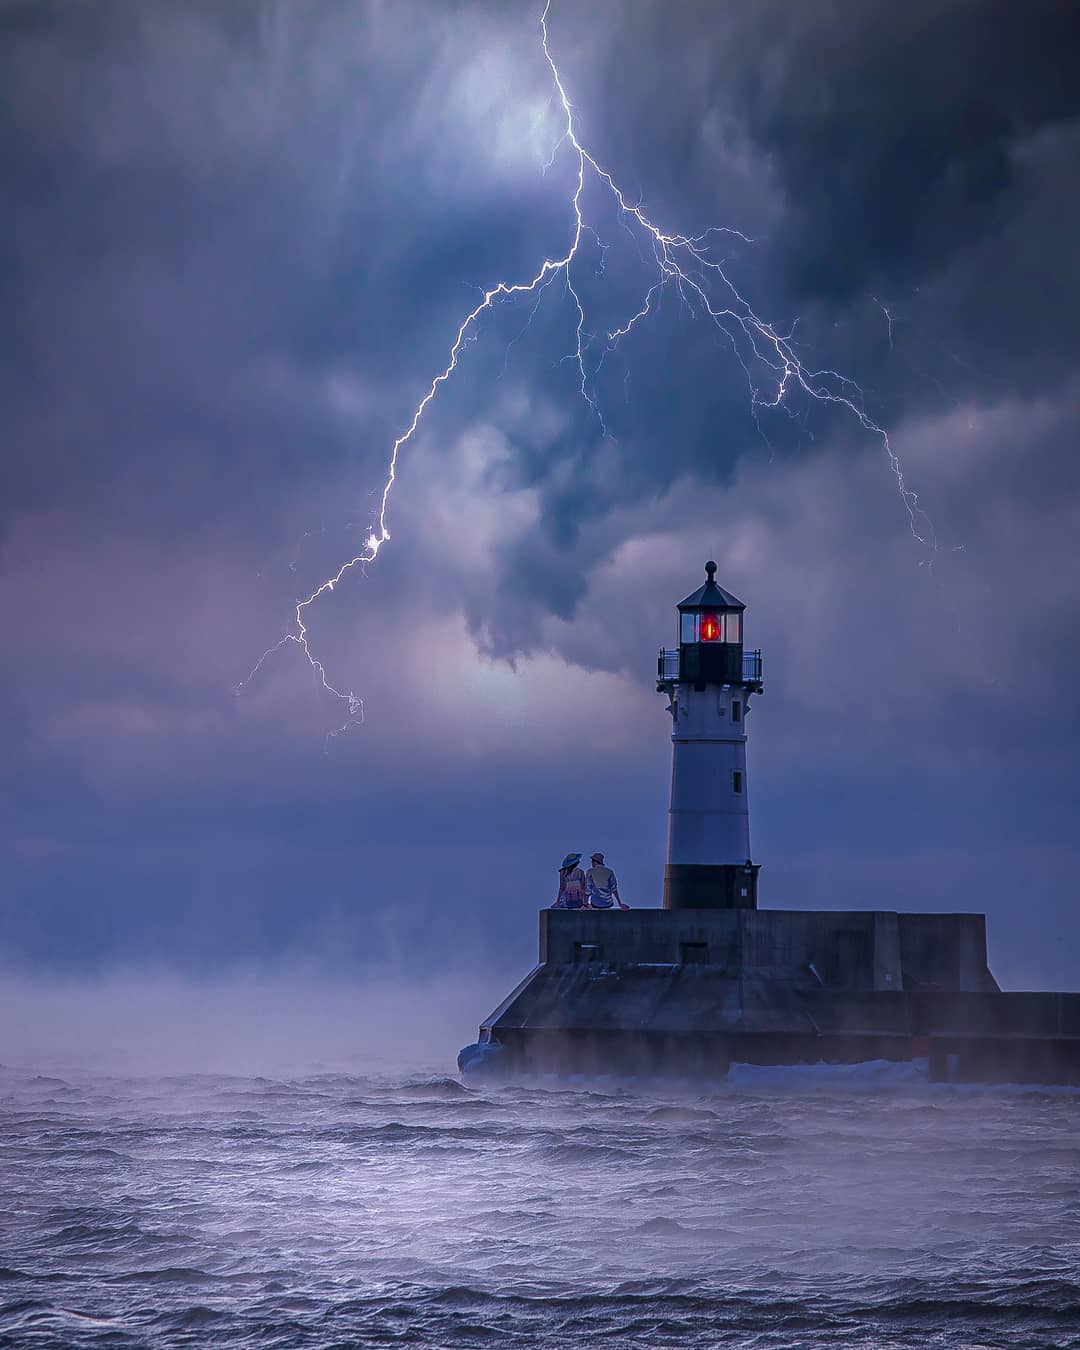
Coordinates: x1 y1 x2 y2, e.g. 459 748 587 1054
552 852 629 910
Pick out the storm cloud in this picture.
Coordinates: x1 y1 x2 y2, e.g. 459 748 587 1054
2 0 1078 992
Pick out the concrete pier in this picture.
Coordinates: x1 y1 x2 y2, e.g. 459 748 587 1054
471 909 1080 1085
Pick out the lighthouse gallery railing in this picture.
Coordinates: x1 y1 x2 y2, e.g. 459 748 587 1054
657 648 763 683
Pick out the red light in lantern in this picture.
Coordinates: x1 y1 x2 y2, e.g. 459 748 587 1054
701 613 721 642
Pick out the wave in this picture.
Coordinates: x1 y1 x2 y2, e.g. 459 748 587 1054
633 1217 688 1235
727 1058 931 1090
113 1267 235 1286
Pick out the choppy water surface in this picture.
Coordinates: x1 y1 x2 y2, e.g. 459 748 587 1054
2 1064 1079 1348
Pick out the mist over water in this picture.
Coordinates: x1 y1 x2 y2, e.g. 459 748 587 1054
0 972 507 1079
2 977 1079 1348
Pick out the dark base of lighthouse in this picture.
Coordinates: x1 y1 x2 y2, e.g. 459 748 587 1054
462 909 1080 1087
663 862 760 910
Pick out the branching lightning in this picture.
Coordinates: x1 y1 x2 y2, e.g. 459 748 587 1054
872 295 895 350
237 1 935 739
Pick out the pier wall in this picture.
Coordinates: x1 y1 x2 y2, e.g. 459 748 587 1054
538 908 997 993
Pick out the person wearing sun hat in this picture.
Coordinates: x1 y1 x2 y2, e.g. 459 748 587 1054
551 853 587 909
585 852 628 909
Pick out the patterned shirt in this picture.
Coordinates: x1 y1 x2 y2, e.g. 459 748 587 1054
553 868 587 909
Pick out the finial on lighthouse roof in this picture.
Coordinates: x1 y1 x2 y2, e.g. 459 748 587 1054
677 560 745 612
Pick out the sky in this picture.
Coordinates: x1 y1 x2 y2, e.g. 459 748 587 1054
2 0 1079 994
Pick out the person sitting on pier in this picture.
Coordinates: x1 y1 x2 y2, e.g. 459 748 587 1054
551 853 587 909
585 853 628 909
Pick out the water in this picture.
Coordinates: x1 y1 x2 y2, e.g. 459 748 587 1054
3 1063 1079 1348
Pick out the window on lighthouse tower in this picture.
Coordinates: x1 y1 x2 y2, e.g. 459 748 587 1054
700 613 721 642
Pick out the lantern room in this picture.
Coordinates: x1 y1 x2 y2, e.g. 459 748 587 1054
677 560 745 686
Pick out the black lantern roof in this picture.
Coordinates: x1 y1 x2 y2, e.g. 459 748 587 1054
677 561 745 612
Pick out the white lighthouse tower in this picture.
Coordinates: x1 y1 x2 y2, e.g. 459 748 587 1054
656 561 764 909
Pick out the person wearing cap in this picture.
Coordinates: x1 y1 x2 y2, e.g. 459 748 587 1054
585 853 628 910
551 853 587 909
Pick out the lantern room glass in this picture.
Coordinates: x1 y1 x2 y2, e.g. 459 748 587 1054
680 610 743 643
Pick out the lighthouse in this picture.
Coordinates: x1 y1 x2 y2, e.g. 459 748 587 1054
464 557 1063 1086
656 561 764 910
464 556 1063 1085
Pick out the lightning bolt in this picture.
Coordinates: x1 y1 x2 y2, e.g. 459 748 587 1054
237 1 935 739
872 295 895 350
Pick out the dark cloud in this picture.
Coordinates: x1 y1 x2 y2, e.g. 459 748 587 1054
721 0 1080 297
